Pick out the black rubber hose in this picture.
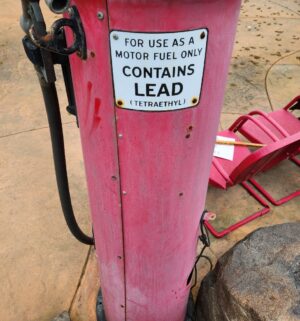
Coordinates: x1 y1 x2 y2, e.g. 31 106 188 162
37 70 94 245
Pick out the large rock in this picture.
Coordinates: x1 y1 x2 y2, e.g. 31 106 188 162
196 223 300 321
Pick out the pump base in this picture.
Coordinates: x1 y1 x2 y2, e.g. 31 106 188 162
96 289 195 321
96 290 106 321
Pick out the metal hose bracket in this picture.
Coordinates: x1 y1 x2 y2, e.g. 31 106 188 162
22 1 87 59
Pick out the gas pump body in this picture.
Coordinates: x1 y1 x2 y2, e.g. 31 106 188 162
67 1 242 320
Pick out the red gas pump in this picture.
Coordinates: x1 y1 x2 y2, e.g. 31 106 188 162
20 1 241 320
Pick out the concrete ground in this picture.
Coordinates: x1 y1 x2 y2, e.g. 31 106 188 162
0 1 299 320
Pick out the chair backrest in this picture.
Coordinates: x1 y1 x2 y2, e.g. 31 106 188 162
230 132 300 185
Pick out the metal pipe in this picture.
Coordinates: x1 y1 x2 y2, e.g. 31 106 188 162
45 0 70 14
20 0 32 34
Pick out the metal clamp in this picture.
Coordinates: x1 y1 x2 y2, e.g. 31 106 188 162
21 1 86 59
28 5 86 58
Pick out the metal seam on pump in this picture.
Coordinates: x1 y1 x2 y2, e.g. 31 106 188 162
105 1 128 319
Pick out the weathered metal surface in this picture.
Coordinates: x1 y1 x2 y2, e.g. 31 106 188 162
68 1 241 320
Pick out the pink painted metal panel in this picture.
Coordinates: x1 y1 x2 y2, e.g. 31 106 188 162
239 96 300 145
207 127 300 238
68 1 126 320
231 133 300 183
107 1 241 320
238 96 300 165
69 1 241 320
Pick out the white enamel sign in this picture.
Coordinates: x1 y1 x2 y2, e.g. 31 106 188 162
110 29 208 112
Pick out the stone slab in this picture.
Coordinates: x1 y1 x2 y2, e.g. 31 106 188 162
52 312 71 321
224 15 300 114
0 1 73 138
0 124 91 321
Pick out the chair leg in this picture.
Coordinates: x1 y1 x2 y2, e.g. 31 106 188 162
204 181 270 238
249 177 300 206
290 156 300 167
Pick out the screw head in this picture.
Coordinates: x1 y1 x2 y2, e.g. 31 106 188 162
112 34 119 40
116 99 124 107
191 96 199 105
97 11 104 20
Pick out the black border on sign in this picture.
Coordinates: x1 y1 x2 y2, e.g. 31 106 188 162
108 28 209 113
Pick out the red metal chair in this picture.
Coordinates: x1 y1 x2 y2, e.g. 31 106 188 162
239 95 300 167
206 115 300 238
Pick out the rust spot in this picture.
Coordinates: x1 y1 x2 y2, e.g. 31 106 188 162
41 33 54 42
191 97 198 105
185 125 194 139
116 99 124 107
